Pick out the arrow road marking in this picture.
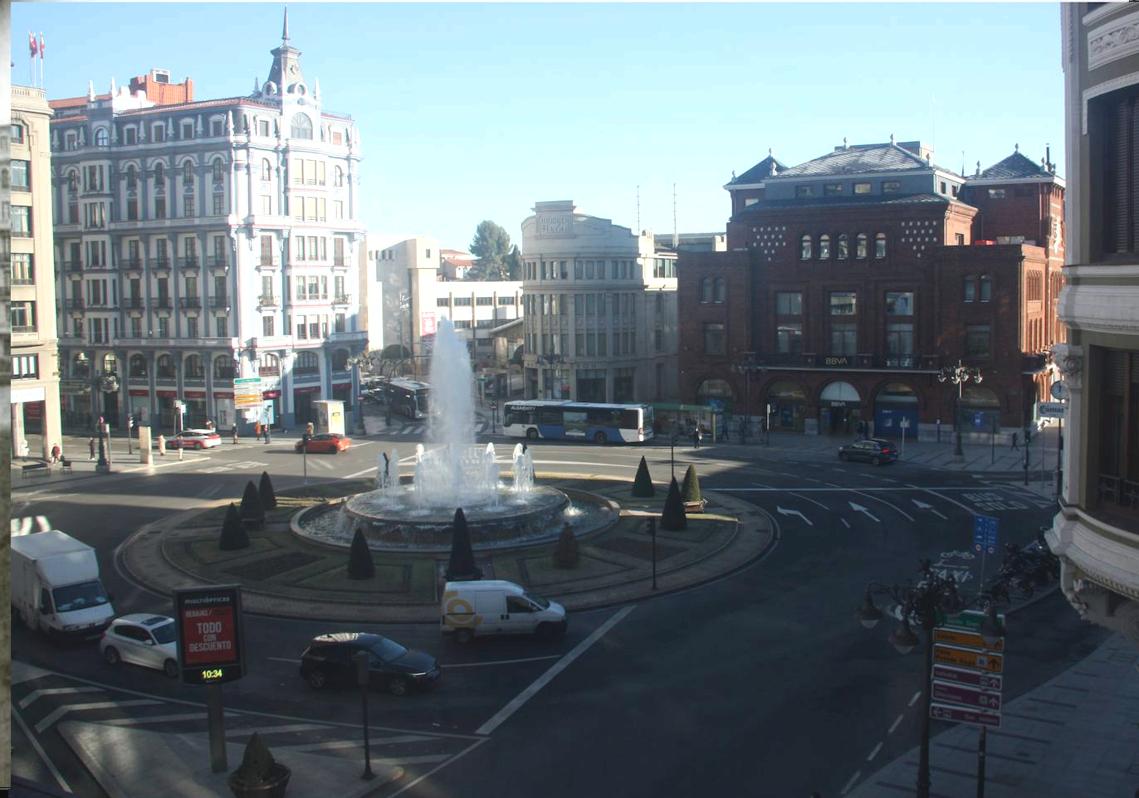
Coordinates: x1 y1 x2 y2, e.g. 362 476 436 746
840 518 851 529
776 506 813 526
912 499 949 520
848 502 881 523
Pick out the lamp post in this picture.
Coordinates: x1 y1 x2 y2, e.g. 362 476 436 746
731 352 762 445
346 352 370 434
938 360 983 458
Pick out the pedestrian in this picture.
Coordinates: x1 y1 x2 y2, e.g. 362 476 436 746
264 426 272 445
693 424 702 449
306 421 315 437
1010 431 1019 449
50 444 61 463
254 421 262 441
157 434 166 456
88 437 96 460
231 425 239 445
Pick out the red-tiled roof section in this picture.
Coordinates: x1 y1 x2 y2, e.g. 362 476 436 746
49 95 109 110
128 73 193 105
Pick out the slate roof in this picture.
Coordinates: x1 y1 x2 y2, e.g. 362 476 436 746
774 142 955 178
973 150 1054 181
733 192 965 216
730 154 788 185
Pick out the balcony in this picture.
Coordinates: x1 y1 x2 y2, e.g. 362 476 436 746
332 258 348 269
121 258 144 272
62 261 83 274
257 258 279 269
881 354 921 369
333 294 351 305
151 297 172 310
207 256 229 273
64 299 85 311
124 297 144 310
258 295 279 308
85 260 111 271
178 297 202 310
152 258 172 273
180 256 200 271
209 296 231 310
12 325 38 334
258 366 280 377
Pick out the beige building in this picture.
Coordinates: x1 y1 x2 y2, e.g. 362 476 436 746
9 85 62 459
1047 2 1139 646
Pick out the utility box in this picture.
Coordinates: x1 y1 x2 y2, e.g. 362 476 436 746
313 400 346 435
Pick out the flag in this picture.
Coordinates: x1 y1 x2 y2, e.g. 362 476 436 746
39 33 45 59
28 32 37 58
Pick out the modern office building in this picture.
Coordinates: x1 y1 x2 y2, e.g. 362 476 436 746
10 85 62 459
48 11 366 432
519 200 678 403
1046 2 1139 646
678 139 1064 439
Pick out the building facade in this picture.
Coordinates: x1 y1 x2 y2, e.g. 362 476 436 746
1047 2 1139 646
49 13 366 433
678 140 1064 439
10 85 63 459
520 200 678 403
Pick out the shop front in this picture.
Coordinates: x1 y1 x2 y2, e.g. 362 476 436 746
213 392 234 430
766 380 808 432
183 391 208 428
156 390 179 432
873 382 920 439
128 389 150 426
293 385 321 427
819 381 862 435
959 385 1001 443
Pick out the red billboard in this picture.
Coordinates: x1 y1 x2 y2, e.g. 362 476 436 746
174 585 245 684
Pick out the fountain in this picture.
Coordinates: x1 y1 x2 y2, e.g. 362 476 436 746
295 319 601 551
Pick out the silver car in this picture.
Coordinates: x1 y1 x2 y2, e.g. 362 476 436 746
99 614 180 678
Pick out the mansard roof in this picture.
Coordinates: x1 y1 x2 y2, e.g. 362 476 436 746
775 141 956 178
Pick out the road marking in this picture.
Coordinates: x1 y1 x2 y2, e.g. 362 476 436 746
909 690 922 707
475 604 636 736
12 705 71 793
267 656 301 664
441 655 561 668
229 723 327 736
888 713 904 734
282 734 434 752
852 490 915 522
866 741 883 761
841 770 862 796
342 466 378 479
912 498 949 520
776 506 813 526
103 713 208 725
848 502 881 523
841 518 851 529
19 686 102 709
789 492 831 511
35 699 160 733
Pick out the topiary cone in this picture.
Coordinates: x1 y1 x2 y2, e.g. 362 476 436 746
631 455 655 498
258 471 277 510
660 476 688 531
347 526 375 580
445 508 483 581
239 480 265 528
218 503 250 550
681 464 703 504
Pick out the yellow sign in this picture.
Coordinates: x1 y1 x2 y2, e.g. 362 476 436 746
933 627 1005 652
442 592 480 628
934 644 1004 674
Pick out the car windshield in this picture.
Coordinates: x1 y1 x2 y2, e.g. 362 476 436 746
523 591 550 609
52 580 110 612
370 637 408 661
149 620 177 644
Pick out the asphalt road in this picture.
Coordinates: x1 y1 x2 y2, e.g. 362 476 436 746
11 428 1108 798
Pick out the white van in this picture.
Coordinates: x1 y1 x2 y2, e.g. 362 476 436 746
12 530 115 639
441 580 567 644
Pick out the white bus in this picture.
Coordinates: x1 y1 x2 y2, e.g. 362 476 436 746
501 400 654 444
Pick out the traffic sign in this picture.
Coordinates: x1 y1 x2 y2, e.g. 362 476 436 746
932 680 1002 711
933 643 1004 673
973 515 999 555
930 702 1001 728
234 376 263 409
1050 382 1067 400
932 664 1003 692
933 626 1005 652
1039 401 1066 418
943 609 1005 633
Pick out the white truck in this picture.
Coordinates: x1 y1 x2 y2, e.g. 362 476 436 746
12 530 115 639
441 580 567 643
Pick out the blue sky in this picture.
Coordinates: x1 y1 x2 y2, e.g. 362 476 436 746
13 3 1064 251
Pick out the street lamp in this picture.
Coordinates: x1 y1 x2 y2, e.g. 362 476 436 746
346 352 370 434
731 352 763 445
938 360 983 458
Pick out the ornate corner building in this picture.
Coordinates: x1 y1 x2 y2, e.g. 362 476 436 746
47 10 366 433
678 138 1065 440
1047 2 1139 647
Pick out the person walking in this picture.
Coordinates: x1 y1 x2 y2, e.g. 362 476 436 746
254 421 262 441
88 437 96 460
693 423 702 449
231 425 239 445
50 444 61 464
263 426 272 445
1010 431 1019 450
157 434 166 456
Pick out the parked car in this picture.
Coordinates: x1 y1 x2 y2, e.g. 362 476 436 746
299 632 440 696
99 614 180 677
166 429 222 450
294 433 352 454
838 438 898 465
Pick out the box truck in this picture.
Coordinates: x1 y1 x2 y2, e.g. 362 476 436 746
12 530 115 639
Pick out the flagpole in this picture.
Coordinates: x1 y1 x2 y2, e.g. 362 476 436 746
39 34 45 89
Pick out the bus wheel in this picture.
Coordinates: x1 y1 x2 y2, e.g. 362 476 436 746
526 428 539 441
593 432 607 444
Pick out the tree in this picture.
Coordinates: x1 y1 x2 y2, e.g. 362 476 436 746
347 527 375 580
218 503 250 551
681 464 703 505
239 480 265 529
553 522 579 568
660 476 688 531
258 471 277 511
506 244 524 281
468 220 513 281
631 456 655 498
445 508 483 581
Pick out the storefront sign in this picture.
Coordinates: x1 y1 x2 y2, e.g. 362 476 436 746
234 377 262 409
213 392 233 399
184 391 206 399
128 389 149 397
293 385 322 394
823 356 851 367
156 390 178 398
261 390 281 399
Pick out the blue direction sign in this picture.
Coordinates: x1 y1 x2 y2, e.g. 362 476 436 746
973 515 999 555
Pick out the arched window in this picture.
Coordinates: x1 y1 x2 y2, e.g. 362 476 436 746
819 234 831 260
332 349 349 371
261 159 272 181
260 353 280 376
856 233 868 260
290 113 313 140
211 159 224 184
874 232 887 259
700 277 713 303
800 234 812 260
182 160 194 184
156 354 175 379
213 355 235 380
67 171 78 193
295 351 319 374
334 166 344 187
837 233 849 260
103 353 118 375
154 162 165 190
185 354 204 379
979 275 992 302
129 354 147 378
94 128 108 146
714 277 726 303
126 165 138 190
72 352 90 378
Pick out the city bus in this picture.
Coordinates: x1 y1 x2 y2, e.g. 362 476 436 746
501 400 654 444
384 378 430 420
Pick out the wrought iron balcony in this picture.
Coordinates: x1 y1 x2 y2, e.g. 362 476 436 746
124 297 144 309
180 256 200 270
207 256 229 271
178 297 202 309
152 258 172 272
258 295 278 308
152 297 172 309
209 296 230 309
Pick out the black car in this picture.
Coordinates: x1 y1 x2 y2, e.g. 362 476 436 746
299 632 441 696
837 438 898 465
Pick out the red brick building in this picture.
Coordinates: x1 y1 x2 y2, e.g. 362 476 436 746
677 140 1065 440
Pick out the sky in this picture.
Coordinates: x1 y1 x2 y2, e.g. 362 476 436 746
12 2 1066 252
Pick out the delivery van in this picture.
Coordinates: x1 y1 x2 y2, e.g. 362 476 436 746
441 580 566 644
12 530 115 639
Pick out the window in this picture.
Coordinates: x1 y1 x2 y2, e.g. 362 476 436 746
703 323 726 355
263 316 275 336
854 182 872 195
830 322 857 355
210 118 224 137
700 277 713 303
454 296 472 307
819 234 831 260
334 166 344 187
874 233 887 259
259 119 270 137
181 121 194 140
714 277 726 303
856 233 868 259
800 234 812 260
12 253 33 284
955 233 965 246
476 296 493 306
886 323 914 356
186 316 199 339
824 183 844 196
94 128 108 146
11 123 25 144
951 185 958 197
11 301 36 331
882 181 901 194
885 291 914 315
124 126 137 145
939 181 947 194
212 190 226 216
295 351 319 374
837 233 849 260
10 160 29 190
11 205 31 235
290 113 313 139
795 185 815 198
152 123 165 142
498 296 515 306
776 292 801 315
261 159 272 181
963 277 977 303
829 291 857 315
185 355 204 379
987 188 1006 199
216 316 227 337
965 325 991 358
979 275 992 302
777 323 802 355
13 355 40 379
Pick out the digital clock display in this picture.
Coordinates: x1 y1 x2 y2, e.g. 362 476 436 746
201 668 225 681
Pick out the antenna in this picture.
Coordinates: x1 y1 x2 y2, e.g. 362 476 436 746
672 183 678 249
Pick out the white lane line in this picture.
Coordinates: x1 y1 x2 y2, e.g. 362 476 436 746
13 706 72 793
852 490 915 522
866 741 883 762
841 770 862 795
19 686 103 709
840 518 851 529
888 713 904 734
442 655 561 668
789 492 830 511
229 723 327 736
909 690 922 707
342 466 378 479
911 485 978 516
267 656 301 664
103 713 208 725
35 699 160 733
283 734 434 752
475 604 636 736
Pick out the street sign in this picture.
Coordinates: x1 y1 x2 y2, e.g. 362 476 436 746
174 585 246 685
933 643 1004 673
932 664 1003 692
932 679 1002 711
973 515 999 555
943 609 1005 633
930 702 1001 728
1039 401 1066 418
1050 382 1067 400
234 377 262 409
933 626 1005 652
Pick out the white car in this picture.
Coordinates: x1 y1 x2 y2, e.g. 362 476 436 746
100 614 180 677
166 429 222 449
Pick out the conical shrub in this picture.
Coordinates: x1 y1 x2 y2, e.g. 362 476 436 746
347 527 375 580
445 508 483 581
553 523 579 568
681 464 703 505
631 456 655 498
258 471 277 510
239 480 265 528
218 503 250 550
232 732 277 786
660 476 688 531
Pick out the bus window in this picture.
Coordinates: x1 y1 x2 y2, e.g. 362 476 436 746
538 407 563 426
504 406 534 426
620 409 640 429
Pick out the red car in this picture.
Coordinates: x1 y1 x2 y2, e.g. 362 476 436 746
295 433 352 454
166 429 222 449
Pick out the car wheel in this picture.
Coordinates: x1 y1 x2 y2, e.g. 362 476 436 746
454 628 474 645
388 676 410 697
873 456 881 466
593 432 607 445
535 623 558 641
305 669 328 690
103 646 121 665
526 428 539 441
163 658 179 678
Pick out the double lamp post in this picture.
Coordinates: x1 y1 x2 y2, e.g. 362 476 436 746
937 360 983 458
